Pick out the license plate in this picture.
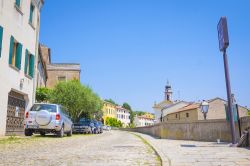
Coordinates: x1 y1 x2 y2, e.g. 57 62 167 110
28 125 38 129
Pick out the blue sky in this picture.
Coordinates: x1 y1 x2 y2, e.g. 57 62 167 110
40 0 250 112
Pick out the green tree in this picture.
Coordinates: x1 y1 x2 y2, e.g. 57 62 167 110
105 117 122 127
104 98 118 105
49 80 103 122
122 102 134 126
134 111 147 116
248 110 250 116
36 87 51 102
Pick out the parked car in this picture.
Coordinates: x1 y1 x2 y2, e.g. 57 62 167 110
24 103 73 137
103 125 111 131
92 121 103 134
107 125 111 131
73 119 95 134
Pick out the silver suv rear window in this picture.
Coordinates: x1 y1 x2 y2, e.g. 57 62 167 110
31 104 57 113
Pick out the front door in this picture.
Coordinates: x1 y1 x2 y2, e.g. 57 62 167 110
5 91 26 135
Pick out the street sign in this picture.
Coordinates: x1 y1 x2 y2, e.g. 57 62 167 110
217 17 229 52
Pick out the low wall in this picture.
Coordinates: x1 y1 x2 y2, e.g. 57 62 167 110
125 116 250 143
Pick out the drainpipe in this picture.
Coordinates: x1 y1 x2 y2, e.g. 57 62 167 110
32 1 43 104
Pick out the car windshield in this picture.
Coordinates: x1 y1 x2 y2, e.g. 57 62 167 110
31 104 57 113
79 120 91 125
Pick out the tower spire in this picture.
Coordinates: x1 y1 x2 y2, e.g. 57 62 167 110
165 81 173 101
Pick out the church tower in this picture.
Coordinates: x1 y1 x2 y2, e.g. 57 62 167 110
165 81 173 101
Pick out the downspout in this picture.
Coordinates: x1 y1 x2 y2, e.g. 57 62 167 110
32 1 43 104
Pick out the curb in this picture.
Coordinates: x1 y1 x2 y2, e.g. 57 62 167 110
130 132 170 166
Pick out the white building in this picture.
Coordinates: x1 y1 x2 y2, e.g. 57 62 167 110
153 82 174 123
0 0 44 136
134 114 154 127
116 106 130 127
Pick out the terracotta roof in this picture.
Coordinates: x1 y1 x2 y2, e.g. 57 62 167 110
166 103 200 115
153 100 173 109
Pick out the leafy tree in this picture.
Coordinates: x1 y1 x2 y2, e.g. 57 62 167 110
49 80 103 122
248 110 250 116
105 117 122 127
122 102 134 126
104 98 118 105
36 87 51 102
122 102 131 111
134 111 147 116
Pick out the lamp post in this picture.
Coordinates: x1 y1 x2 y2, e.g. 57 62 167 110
217 17 237 145
200 100 209 120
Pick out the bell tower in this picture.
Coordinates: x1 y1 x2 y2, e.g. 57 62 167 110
165 81 173 101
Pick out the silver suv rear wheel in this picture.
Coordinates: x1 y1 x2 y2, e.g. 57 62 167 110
57 126 64 137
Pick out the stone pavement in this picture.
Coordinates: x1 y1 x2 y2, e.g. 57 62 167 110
133 132 250 166
0 130 160 166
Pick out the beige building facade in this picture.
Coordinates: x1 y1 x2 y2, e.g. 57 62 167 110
164 98 249 122
46 63 81 88
0 0 44 136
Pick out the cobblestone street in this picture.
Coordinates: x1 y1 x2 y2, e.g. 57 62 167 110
0 131 160 166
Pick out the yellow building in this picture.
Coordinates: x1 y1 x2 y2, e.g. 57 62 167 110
102 101 117 125
143 113 155 119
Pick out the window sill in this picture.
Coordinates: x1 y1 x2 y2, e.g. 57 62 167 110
25 74 32 80
9 64 20 72
29 22 35 30
14 4 23 16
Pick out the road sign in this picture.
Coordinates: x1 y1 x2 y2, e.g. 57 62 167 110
217 17 229 52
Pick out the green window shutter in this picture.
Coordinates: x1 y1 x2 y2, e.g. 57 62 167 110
9 36 14 65
0 26 3 58
15 43 22 70
16 0 21 7
29 4 34 24
24 49 28 74
29 54 35 78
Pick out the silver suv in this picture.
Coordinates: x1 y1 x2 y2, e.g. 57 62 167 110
24 103 73 137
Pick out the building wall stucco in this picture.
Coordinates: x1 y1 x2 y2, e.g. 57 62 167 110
46 69 80 88
0 0 43 136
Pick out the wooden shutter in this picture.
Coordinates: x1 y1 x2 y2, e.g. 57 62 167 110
0 26 3 57
16 0 21 7
15 43 22 70
9 36 14 65
29 54 35 78
24 49 28 74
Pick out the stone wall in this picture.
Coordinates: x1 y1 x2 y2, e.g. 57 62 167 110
125 116 250 143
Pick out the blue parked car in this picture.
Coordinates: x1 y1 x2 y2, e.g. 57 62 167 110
73 119 95 134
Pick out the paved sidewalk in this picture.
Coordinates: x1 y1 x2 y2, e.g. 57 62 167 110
134 132 250 166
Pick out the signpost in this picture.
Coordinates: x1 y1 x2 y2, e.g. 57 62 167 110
217 17 237 145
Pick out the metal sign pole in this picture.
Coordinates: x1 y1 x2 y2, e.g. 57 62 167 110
223 49 237 144
217 17 237 145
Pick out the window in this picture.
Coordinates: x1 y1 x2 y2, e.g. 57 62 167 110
58 76 66 82
0 26 3 57
29 3 35 24
9 36 22 70
175 114 178 118
15 0 21 8
24 49 34 78
186 113 189 118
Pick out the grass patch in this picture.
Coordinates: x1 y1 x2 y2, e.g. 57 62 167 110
131 133 162 166
0 135 24 144
0 133 95 145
